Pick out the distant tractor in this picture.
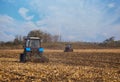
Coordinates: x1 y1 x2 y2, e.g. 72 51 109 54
64 44 73 52
20 37 49 63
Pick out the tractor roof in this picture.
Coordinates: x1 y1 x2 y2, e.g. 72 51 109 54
25 37 41 40
65 43 72 45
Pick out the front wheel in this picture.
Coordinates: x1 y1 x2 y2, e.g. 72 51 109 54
20 54 26 62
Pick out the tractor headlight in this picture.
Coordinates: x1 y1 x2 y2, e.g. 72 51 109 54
25 47 31 52
39 47 44 53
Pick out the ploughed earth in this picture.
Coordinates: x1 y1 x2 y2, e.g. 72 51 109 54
0 49 120 82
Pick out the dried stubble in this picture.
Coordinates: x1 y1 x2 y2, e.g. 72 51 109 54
0 49 120 82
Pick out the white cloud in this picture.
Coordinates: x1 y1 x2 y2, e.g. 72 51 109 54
0 15 16 42
0 15 39 41
0 31 15 42
1 0 120 42
18 7 34 21
0 15 14 24
29 0 120 42
108 3 115 8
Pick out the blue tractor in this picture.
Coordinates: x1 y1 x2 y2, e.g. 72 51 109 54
20 37 49 63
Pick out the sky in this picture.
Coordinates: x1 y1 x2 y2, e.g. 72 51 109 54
0 0 120 42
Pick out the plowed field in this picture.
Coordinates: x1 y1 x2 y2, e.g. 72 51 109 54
0 49 120 82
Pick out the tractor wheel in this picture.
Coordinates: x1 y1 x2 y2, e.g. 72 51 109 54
20 54 26 63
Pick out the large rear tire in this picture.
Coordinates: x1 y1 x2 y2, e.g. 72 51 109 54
20 54 26 63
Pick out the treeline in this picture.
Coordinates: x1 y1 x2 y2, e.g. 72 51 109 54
0 30 61 49
98 36 120 48
27 30 61 43
0 30 120 49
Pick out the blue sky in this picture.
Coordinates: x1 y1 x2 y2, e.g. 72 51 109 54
0 0 120 42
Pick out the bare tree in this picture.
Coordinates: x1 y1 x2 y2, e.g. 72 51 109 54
43 32 52 42
13 35 23 45
28 30 44 38
104 36 115 43
52 35 60 42
102 36 115 47
27 30 52 42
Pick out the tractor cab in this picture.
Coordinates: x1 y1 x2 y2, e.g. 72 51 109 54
20 37 49 63
64 44 73 52
24 37 43 53
26 38 40 48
